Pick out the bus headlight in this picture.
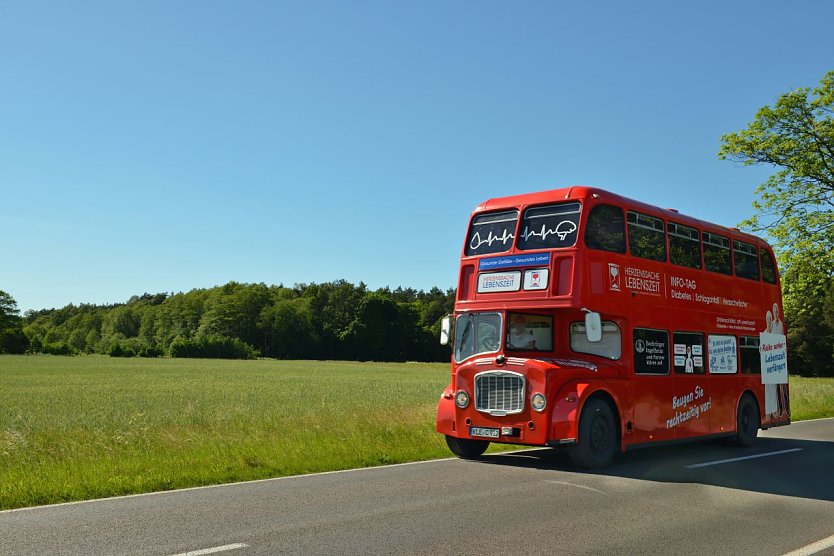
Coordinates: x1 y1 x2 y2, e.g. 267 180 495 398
455 390 470 409
531 393 547 412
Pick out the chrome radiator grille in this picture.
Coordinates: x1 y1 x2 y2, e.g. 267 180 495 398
475 371 525 415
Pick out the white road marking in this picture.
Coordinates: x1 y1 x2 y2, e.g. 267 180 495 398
685 448 803 469
545 480 606 494
781 533 834 556
170 543 248 556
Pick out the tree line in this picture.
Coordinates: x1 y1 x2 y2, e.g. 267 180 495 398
0 281 455 362
3 272 831 374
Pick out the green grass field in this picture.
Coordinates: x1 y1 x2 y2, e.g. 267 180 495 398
1 355 832 510
0 356 461 510
788 376 834 421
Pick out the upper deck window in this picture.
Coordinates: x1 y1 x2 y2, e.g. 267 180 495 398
703 232 732 275
465 210 518 256
668 222 701 269
627 211 667 262
733 240 760 281
585 204 626 253
760 248 778 284
517 202 581 251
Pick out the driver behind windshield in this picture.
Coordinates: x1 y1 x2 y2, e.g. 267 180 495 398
508 315 536 349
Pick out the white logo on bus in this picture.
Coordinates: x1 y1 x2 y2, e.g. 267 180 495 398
520 220 578 242
609 263 621 291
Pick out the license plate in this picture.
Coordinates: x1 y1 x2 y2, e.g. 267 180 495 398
470 426 500 439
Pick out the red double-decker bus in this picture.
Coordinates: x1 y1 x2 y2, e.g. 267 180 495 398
436 186 790 468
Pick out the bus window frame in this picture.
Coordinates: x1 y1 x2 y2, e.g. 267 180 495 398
516 201 582 251
760 247 779 285
667 221 702 270
733 239 761 281
672 331 706 375
464 209 519 257
569 320 622 360
632 327 671 375
584 203 627 254
506 312 555 352
626 210 668 263
707 334 739 375
703 231 733 275
740 335 762 375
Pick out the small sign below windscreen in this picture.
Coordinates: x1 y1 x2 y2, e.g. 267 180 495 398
465 210 519 256
517 202 581 251
477 271 522 293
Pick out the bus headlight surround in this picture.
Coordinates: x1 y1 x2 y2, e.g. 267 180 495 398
531 392 547 412
455 390 470 409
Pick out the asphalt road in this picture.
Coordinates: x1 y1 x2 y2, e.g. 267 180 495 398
2 418 833 556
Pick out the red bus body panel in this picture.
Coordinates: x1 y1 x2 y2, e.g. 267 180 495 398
438 186 789 453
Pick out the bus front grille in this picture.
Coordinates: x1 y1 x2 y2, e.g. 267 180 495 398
474 371 525 416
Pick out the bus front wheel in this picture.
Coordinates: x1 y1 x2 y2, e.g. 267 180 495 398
445 435 489 459
569 398 617 469
734 394 759 447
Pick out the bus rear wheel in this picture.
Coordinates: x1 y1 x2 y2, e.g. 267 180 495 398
734 394 759 447
569 398 617 469
445 435 489 459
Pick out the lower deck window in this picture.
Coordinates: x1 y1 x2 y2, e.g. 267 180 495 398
740 336 761 374
633 328 669 374
673 332 705 374
708 334 738 374
570 321 621 359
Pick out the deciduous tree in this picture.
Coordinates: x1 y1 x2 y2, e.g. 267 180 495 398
719 71 834 315
719 70 834 376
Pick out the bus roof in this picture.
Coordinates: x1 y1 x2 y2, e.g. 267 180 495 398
472 186 768 247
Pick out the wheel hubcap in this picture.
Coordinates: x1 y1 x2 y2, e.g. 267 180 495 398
590 416 608 454
741 405 755 434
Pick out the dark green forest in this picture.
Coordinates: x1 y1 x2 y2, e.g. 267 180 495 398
1 281 833 375
0 282 455 362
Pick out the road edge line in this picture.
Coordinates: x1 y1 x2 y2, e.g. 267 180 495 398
781 533 834 556
0 457 457 514
685 448 803 469
170 543 248 556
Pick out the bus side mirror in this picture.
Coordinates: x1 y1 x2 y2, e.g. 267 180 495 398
584 311 602 343
440 315 452 345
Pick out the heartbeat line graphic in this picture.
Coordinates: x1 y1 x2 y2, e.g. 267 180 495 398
520 220 578 242
469 229 514 251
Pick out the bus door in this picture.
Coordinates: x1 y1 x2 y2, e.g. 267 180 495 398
630 328 675 444
671 332 709 439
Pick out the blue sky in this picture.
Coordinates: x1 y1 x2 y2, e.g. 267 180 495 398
2 1 833 312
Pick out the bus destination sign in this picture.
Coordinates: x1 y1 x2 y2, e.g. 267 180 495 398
479 253 551 271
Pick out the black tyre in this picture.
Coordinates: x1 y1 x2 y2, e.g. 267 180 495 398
445 435 489 459
569 398 617 469
734 394 759 447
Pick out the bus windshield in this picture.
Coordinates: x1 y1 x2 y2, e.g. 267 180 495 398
454 312 502 362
